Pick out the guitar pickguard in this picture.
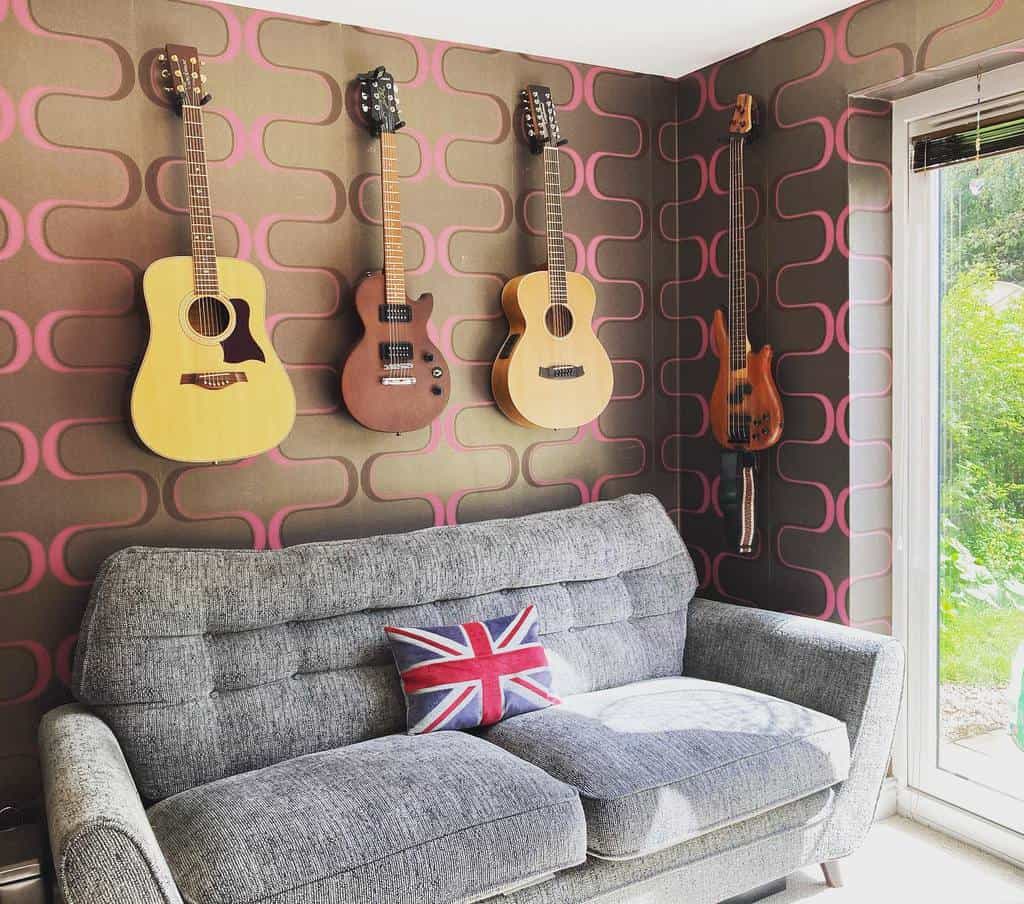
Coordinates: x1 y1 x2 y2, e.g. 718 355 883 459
221 298 266 364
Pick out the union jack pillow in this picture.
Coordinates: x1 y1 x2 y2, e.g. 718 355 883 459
384 605 562 735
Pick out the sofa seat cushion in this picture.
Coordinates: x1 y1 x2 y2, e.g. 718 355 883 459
147 731 586 904
482 676 850 859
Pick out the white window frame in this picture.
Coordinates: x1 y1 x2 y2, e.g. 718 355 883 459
892 60 1024 867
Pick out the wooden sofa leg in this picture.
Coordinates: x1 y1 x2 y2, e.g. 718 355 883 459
821 860 844 888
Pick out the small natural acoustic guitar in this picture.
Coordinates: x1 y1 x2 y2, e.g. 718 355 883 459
340 66 450 434
491 85 613 430
710 94 784 551
131 45 295 462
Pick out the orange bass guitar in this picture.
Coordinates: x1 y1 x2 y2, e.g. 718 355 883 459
710 94 783 453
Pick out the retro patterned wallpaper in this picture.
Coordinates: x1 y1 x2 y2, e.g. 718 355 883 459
0 0 679 804
2 0 1024 808
668 0 1024 632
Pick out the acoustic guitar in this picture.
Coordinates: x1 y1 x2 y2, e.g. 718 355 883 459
340 66 450 434
131 45 295 463
491 85 613 430
710 94 784 551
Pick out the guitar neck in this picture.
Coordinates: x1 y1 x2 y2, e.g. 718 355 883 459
182 103 219 296
542 145 567 305
728 134 748 371
380 131 406 304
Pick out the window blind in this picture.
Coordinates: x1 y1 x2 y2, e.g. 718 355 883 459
912 111 1024 172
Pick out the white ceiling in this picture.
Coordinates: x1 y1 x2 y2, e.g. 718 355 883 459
244 1 858 77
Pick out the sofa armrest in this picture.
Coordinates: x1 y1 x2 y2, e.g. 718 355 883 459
40 704 182 904
684 597 905 859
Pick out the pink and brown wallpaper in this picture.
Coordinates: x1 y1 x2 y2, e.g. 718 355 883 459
2 0 1024 808
667 0 1024 631
0 0 679 805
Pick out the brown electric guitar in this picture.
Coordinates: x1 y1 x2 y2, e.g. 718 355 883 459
491 85 613 430
340 66 449 434
710 93 783 452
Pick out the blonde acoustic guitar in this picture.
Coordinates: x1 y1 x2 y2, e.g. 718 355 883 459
492 86 613 430
131 44 294 463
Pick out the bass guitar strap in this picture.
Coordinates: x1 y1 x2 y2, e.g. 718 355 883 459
719 450 758 554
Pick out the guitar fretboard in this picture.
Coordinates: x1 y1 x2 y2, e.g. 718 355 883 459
380 131 406 305
728 135 748 374
543 146 567 306
182 103 218 295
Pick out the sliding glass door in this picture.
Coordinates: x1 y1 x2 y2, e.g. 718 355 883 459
936 149 1024 818
895 63 1024 861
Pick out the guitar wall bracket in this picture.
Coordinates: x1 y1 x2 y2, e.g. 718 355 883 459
171 93 214 116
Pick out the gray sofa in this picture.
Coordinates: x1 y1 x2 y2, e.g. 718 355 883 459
40 494 904 904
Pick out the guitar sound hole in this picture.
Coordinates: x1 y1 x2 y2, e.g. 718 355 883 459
187 296 231 338
545 304 574 338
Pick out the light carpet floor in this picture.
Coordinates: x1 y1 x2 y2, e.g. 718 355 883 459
769 816 1024 903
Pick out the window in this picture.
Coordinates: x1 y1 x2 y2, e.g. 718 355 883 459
893 62 1024 866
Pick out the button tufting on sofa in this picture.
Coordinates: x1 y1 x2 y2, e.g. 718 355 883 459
41 494 904 904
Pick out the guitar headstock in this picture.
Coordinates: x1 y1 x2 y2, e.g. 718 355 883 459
728 93 757 138
159 44 211 110
522 85 566 154
357 66 404 135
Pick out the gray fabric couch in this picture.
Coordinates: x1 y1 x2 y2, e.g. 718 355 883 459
39 493 904 904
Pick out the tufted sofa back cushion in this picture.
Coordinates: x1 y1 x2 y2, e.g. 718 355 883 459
73 494 697 801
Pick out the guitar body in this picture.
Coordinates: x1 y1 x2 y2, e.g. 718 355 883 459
131 256 296 462
492 270 613 429
340 272 450 433
710 308 783 452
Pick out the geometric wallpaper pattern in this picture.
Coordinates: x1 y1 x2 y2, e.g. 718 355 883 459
1 0 1023 807
0 0 678 805
669 0 1024 628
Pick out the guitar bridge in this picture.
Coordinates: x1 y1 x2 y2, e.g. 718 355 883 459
538 364 585 380
181 372 248 390
381 376 417 386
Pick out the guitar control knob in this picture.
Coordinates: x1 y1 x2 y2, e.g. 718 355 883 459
423 351 434 362
431 367 443 379
431 385 443 396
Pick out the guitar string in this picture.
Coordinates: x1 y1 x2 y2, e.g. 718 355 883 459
183 98 217 337
183 103 204 336
382 131 395 372
381 130 407 375
728 133 748 445
729 136 736 444
740 135 748 443
545 145 566 342
185 104 210 335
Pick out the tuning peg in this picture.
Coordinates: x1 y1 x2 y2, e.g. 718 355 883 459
200 74 208 83
161 69 169 77
174 69 182 77
158 53 166 61
361 104 369 113
170 53 179 61
176 85 185 93
190 56 197 64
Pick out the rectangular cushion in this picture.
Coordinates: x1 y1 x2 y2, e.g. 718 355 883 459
482 676 850 859
148 731 587 904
